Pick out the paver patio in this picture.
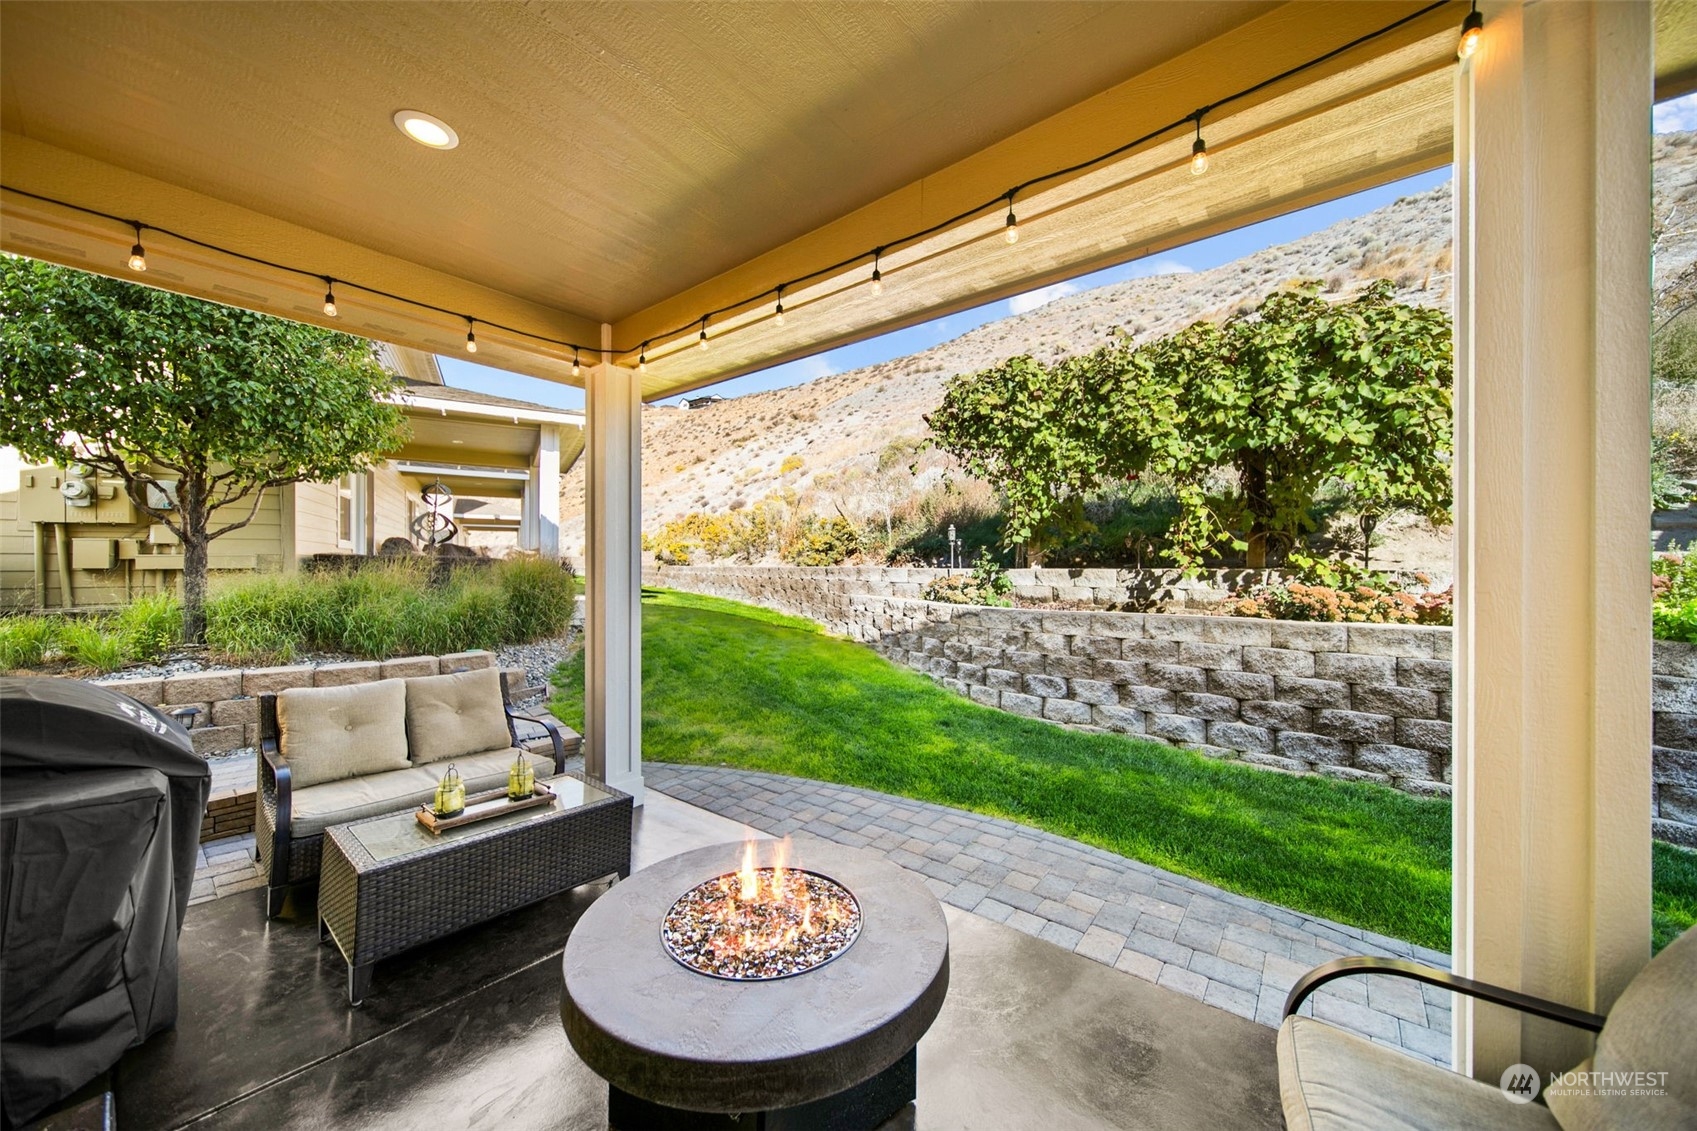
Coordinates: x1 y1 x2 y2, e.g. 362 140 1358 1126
645 762 1455 1065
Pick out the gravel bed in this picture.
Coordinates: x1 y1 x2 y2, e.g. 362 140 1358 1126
498 631 578 699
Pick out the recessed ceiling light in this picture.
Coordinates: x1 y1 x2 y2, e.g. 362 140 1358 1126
451 439 464 444
393 109 459 150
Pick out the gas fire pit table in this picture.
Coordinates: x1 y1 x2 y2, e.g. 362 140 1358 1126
561 839 949 1130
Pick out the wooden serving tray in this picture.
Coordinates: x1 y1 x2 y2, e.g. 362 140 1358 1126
416 780 557 835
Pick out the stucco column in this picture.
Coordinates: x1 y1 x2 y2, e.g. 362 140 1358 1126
584 324 644 803
1451 0 1651 1081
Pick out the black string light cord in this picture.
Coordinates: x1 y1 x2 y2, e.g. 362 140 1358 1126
0 0 1458 370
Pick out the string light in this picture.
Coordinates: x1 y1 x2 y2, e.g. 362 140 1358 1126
322 277 338 317
126 222 147 272
1457 2 1482 60
871 248 884 295
698 316 710 350
5 1 1449 374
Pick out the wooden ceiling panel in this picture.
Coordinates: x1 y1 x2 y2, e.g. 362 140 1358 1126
0 0 1272 320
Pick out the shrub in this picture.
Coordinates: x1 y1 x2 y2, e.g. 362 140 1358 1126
1653 548 1697 642
0 616 59 670
781 517 861 566
495 557 577 642
921 553 1013 607
1226 580 1452 625
204 557 576 660
113 591 182 661
57 619 129 673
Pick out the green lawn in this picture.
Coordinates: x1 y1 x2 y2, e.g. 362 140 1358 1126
552 588 1697 954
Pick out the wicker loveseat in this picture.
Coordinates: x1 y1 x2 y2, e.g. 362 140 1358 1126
257 666 575 917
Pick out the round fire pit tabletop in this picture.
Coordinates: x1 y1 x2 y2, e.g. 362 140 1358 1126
561 839 950 1114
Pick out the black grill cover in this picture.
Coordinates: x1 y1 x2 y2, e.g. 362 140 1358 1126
0 677 211 1126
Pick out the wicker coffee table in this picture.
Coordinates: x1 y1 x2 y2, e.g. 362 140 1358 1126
318 772 632 1005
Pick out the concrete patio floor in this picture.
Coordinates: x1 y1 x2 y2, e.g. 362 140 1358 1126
141 788 1283 1130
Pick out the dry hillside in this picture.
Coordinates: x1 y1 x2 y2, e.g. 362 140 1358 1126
560 133 1697 568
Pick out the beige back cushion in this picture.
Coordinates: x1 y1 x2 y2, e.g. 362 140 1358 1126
276 679 411 789
404 667 511 765
1545 925 1697 1130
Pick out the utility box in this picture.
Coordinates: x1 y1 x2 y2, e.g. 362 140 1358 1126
93 480 136 524
71 538 118 571
17 468 67 523
147 524 179 545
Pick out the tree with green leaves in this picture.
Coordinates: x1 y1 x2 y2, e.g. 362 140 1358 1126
925 354 1118 565
1090 279 1452 568
0 257 410 642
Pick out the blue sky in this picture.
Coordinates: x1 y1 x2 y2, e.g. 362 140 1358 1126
438 90 1697 412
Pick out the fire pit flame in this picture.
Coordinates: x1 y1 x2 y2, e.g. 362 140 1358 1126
662 836 861 980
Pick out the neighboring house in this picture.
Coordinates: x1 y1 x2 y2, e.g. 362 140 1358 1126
0 346 583 610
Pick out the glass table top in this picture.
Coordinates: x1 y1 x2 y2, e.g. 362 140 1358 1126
347 775 614 864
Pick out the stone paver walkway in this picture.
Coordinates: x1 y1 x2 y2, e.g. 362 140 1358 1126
645 762 1454 1065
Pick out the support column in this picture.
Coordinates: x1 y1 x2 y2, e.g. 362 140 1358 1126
584 324 644 802
538 423 562 559
1452 0 1651 1081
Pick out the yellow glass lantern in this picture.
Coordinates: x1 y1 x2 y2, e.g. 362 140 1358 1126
508 751 535 801
432 764 466 818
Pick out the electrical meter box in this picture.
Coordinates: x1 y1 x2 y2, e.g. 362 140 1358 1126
17 467 138 524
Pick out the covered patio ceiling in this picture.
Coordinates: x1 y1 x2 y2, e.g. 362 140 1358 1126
9 1 1688 402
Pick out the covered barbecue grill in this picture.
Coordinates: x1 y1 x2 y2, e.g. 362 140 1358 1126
0 677 210 1127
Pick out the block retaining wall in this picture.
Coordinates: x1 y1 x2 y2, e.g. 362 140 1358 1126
648 565 1697 847
92 650 500 843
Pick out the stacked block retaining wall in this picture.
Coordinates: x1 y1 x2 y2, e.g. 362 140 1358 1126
647 565 1694 846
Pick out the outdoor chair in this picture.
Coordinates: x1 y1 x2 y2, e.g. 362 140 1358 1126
1278 924 1696 1129
256 667 576 917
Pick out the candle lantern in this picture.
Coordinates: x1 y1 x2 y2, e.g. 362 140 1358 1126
508 750 535 801
432 764 466 818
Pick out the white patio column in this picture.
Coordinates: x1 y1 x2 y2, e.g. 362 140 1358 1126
538 423 562 559
584 324 644 803
1452 0 1651 1081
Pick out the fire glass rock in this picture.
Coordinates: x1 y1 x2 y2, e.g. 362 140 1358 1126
661 868 861 980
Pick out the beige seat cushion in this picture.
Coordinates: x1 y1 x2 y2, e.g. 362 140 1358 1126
289 747 556 838
1278 1014 1562 1131
404 668 511 765
1544 925 1697 1130
277 679 410 789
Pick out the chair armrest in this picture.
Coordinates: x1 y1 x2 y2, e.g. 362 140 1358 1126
260 741 293 823
506 705 568 773
1283 956 1607 1033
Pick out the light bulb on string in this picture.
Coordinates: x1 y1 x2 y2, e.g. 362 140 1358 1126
871 248 884 296
571 349 581 378
1004 196 1019 244
1190 117 1209 176
127 222 148 272
774 286 786 327
464 319 477 354
698 317 710 351
322 278 338 318
1457 3 1482 60
638 342 648 374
